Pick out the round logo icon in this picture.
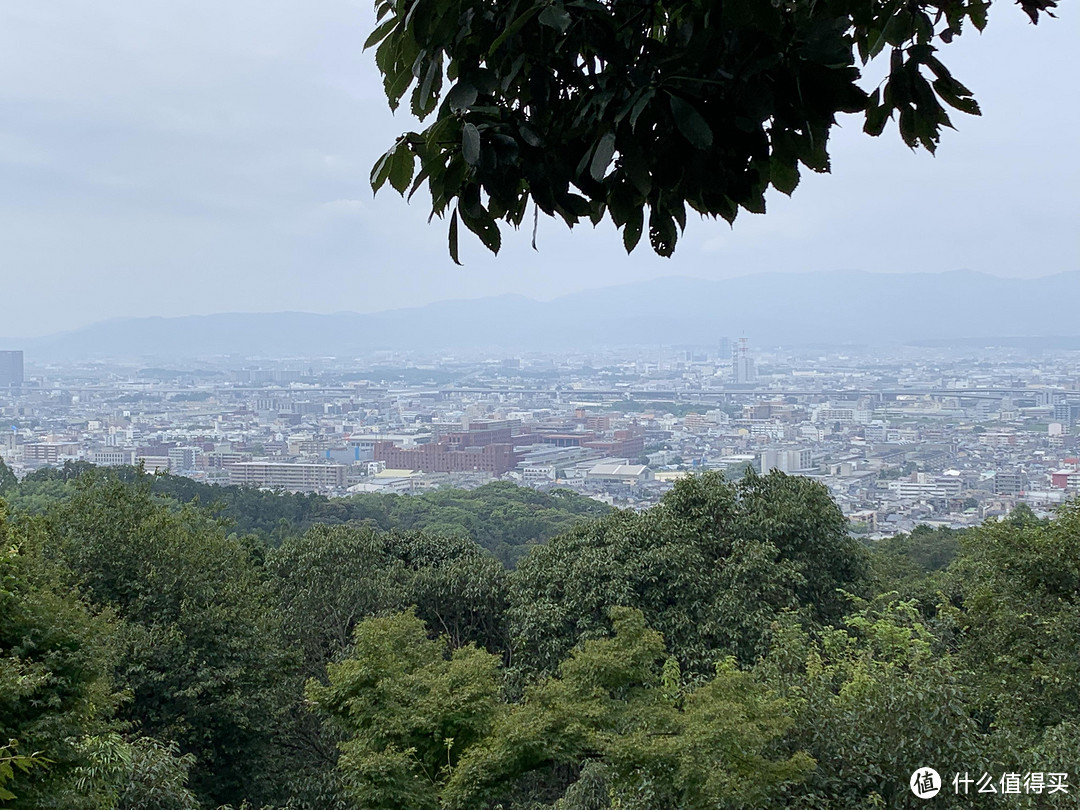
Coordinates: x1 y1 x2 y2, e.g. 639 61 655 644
910 767 942 799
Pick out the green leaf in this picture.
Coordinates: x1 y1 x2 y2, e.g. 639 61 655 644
446 80 478 112
449 209 462 265
385 64 415 111
460 206 502 254
923 54 952 81
561 193 593 218
798 127 831 171
932 78 981 116
519 125 543 148
898 105 918 148
623 206 644 253
370 148 395 193
538 5 572 34
769 157 799 196
648 205 677 257
488 6 541 55
621 147 652 197
389 142 415 194
669 95 713 149
863 88 891 137
670 198 686 232
969 0 989 31
589 132 616 182
407 163 431 201
462 123 481 166
628 87 655 131
412 57 442 119
741 189 766 214
363 17 398 50
715 195 738 225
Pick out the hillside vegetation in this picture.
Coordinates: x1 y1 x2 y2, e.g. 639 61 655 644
6 462 609 567
2 462 1077 808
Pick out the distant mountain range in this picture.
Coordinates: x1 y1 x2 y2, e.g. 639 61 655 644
6 270 1080 360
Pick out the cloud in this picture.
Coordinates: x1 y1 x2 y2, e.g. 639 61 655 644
0 0 1075 339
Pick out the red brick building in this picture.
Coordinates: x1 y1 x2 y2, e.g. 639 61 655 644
583 429 644 459
373 441 519 475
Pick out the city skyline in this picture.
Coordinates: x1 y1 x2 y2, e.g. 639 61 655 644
3 339 1078 535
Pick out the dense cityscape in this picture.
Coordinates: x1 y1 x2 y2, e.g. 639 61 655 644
2 0 1077 804
3 340 1078 537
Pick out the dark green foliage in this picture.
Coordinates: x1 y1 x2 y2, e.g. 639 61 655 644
148 472 608 565
271 523 510 674
0 460 16 496
509 470 869 676
22 459 102 484
113 737 200 810
365 0 1058 258
266 525 511 809
9 462 1080 807
866 524 962 615
42 475 293 808
6 466 609 565
947 501 1080 737
0 501 119 807
875 524 961 575
343 481 610 567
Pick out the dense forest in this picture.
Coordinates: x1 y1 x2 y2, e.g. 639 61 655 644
3 462 610 567
2 461 1079 808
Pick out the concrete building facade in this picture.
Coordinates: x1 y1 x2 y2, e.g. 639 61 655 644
0 351 23 389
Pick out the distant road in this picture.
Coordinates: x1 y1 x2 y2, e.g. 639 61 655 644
44 384 1058 402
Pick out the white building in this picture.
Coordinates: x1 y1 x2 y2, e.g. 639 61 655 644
888 474 963 500
586 463 654 484
92 449 136 467
228 462 347 492
760 448 813 474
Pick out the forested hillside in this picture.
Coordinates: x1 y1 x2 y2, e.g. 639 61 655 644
3 462 609 566
2 463 1078 808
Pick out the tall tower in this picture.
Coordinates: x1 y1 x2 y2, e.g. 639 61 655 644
732 338 756 384
0 351 23 389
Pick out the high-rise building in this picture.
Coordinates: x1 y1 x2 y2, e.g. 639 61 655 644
0 351 23 389
1053 401 1080 425
732 337 756 384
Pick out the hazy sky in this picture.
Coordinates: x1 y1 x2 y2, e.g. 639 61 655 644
0 1 1077 337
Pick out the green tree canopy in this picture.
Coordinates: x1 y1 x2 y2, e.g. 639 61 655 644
509 470 869 676
757 599 986 809
312 608 812 810
366 0 1058 259
270 523 511 676
0 501 118 807
0 460 16 496
42 475 292 808
947 500 1080 737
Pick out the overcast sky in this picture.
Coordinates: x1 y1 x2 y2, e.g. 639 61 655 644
0 1 1077 337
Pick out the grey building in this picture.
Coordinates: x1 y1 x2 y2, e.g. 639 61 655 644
0 351 23 389
994 470 1027 496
